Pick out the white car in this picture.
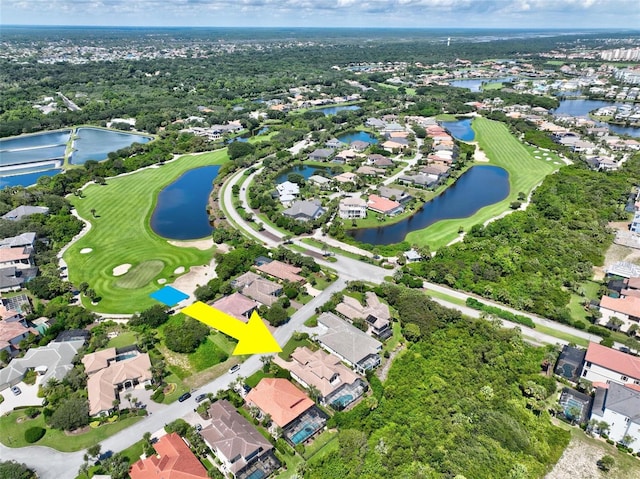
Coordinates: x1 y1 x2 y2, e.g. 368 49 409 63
229 364 241 374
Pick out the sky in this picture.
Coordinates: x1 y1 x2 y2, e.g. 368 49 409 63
2 0 640 29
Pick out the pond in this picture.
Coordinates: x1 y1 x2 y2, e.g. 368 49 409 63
150 165 220 240
1 168 63 189
1 130 71 166
554 99 640 138
337 131 379 144
449 77 515 93
441 119 475 141
275 164 332 184
71 127 152 164
347 165 510 245
315 105 361 116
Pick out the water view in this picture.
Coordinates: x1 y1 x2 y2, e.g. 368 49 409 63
150 165 220 240
554 99 640 138
337 131 379 144
315 105 361 115
71 127 152 164
348 165 509 245
441 119 475 141
449 77 515 92
0 169 63 189
276 164 332 183
1 130 71 166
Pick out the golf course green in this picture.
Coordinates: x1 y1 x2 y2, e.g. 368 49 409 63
65 150 228 313
406 117 562 249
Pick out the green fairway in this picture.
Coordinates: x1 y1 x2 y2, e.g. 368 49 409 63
406 117 560 249
64 151 228 313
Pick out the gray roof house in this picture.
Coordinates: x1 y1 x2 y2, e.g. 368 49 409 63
0 338 84 391
202 399 279 479
316 312 382 374
308 175 332 188
591 382 640 451
350 140 370 152
378 186 412 204
0 232 36 249
2 206 50 221
325 138 345 149
282 200 325 222
0 267 26 292
308 148 333 161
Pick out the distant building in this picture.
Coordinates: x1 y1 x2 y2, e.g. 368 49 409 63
2 206 49 221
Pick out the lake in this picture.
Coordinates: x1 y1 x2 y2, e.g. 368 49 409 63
1 130 71 166
348 165 509 245
337 131 379 144
449 77 515 93
276 164 332 184
554 99 640 138
315 105 361 115
441 119 475 141
0 169 63 189
150 165 220 240
71 128 152 164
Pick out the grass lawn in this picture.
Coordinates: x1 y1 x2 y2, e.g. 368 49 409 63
0 410 142 451
245 370 268 388
279 336 317 360
64 151 228 313
481 82 504 91
106 331 137 348
303 430 338 460
406 117 560 249
383 321 404 353
120 439 145 464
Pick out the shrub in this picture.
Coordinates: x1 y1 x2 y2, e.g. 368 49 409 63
597 455 615 472
151 390 165 403
24 426 46 443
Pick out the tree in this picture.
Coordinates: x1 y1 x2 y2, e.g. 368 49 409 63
49 396 89 431
102 453 130 479
90 208 97 218
86 444 102 464
0 460 35 479
164 316 209 353
403 323 422 342
129 304 169 328
265 303 288 326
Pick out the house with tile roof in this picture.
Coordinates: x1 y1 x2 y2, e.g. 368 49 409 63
598 295 640 333
367 194 404 216
211 292 260 323
591 382 640 452
0 247 34 270
274 347 366 409
257 260 305 283
580 342 640 387
335 292 392 339
231 272 282 306
82 348 152 416
245 378 326 445
0 320 37 356
316 312 382 374
130 432 208 479
201 400 279 479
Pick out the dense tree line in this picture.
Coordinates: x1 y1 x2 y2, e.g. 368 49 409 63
410 157 640 322
308 294 569 478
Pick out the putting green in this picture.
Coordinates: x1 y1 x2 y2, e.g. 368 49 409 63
406 117 560 249
64 150 228 313
115 260 165 289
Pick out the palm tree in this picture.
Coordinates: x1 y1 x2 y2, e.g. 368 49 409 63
90 208 97 218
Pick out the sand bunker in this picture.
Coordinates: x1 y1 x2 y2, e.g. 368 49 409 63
157 278 167 284
174 266 185 274
543 152 549 156
113 264 132 277
535 156 541 159
80 248 93 254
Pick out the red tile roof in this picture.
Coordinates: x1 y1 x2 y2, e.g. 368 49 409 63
245 378 314 428
585 342 640 380
130 432 208 479
257 260 304 283
600 295 640 317
367 194 402 214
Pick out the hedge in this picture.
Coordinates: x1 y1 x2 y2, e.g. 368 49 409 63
465 298 535 328
24 426 46 443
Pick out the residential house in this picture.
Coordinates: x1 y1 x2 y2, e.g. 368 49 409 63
0 321 37 356
356 166 385 177
274 347 367 408
0 232 36 250
130 432 208 479
338 197 367 219
257 260 305 283
370 156 394 168
0 267 26 293
598 295 640 333
2 206 49 221
0 304 23 322
333 172 358 184
350 140 370 152
367 195 404 216
0 338 84 392
245 378 327 445
554 345 587 382
580 342 640 387
275 181 300 206
335 292 392 339
282 200 325 222
231 272 282 307
325 138 344 149
308 148 333 161
591 382 640 452
316 312 382 374
378 186 412 204
201 400 279 479
382 122 404 133
398 174 436 188
82 348 153 416
382 140 407 153
606 261 640 279
212 292 260 323
308 175 332 189
365 118 386 129
404 249 422 263
0 247 34 270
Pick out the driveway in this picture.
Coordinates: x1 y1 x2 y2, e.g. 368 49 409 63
0 379 44 416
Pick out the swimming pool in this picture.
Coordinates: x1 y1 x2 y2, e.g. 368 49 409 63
290 426 316 445
115 352 137 362
331 394 353 409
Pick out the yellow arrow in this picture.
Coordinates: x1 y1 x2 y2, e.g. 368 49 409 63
182 301 282 355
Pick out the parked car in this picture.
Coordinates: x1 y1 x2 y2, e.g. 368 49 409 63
195 394 207 403
195 424 202 432
229 364 241 374
178 392 192 402
11 386 21 395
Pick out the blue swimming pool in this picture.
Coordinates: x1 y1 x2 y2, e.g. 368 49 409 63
290 426 315 445
244 470 265 479
331 394 353 409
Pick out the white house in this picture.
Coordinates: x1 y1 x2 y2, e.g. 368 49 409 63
591 382 640 452
276 181 300 206
580 342 640 387
338 197 367 219
598 295 640 333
